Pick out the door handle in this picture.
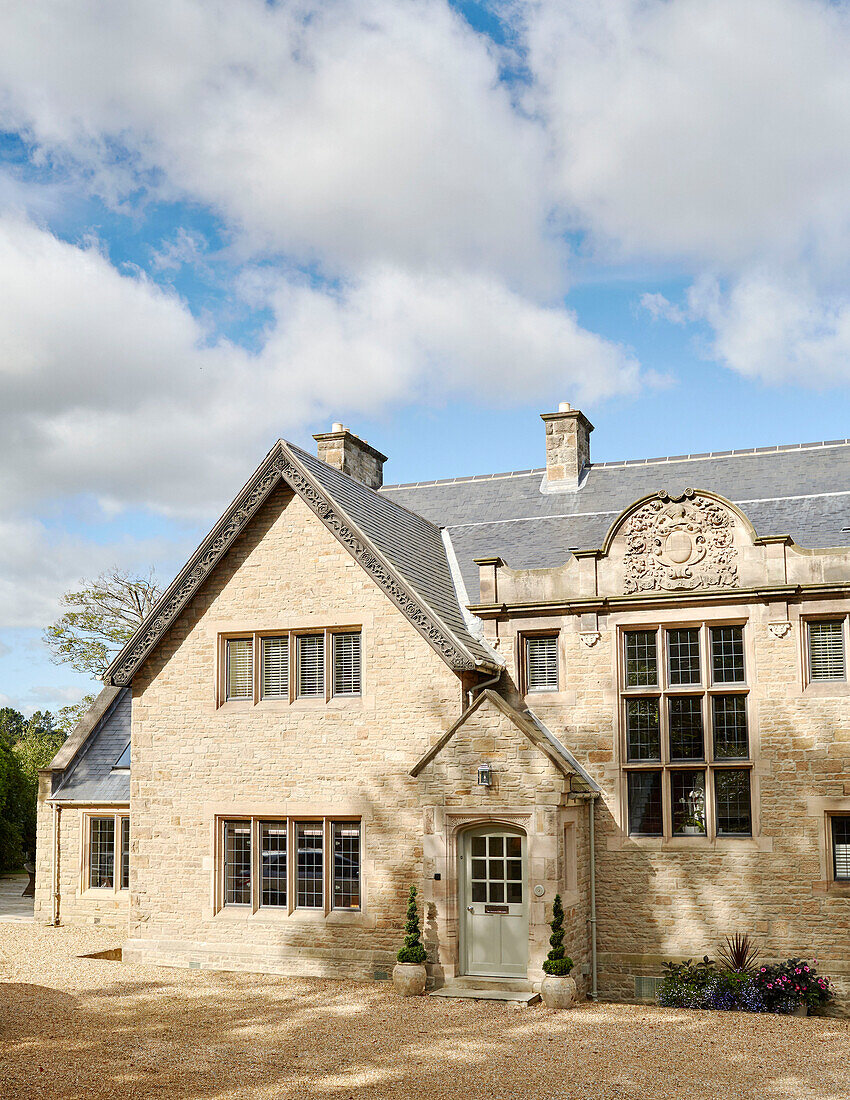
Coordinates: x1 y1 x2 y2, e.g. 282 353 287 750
466 905 474 912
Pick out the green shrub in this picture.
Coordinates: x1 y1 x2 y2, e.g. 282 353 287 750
542 894 574 976
396 885 427 965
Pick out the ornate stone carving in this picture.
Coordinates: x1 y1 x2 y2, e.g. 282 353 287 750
445 811 532 836
579 632 601 647
623 490 738 595
768 621 792 638
110 444 476 686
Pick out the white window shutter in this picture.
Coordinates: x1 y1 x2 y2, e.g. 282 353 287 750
261 636 289 699
526 635 558 692
226 638 253 699
332 632 362 696
809 621 845 681
297 634 325 697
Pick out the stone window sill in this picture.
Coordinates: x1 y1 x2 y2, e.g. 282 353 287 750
610 835 771 853
811 881 850 897
213 907 371 926
803 682 850 697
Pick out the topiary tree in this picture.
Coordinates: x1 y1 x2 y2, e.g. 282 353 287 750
396 885 427 964
542 893 574 976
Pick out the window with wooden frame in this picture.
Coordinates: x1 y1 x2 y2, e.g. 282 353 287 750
523 633 559 694
620 624 752 839
218 817 362 913
219 629 362 706
806 618 847 683
84 812 130 891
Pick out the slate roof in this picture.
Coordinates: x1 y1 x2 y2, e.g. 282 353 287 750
289 444 495 667
380 439 850 599
51 688 131 803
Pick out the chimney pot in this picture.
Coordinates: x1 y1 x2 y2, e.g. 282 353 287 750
313 424 388 490
540 402 593 491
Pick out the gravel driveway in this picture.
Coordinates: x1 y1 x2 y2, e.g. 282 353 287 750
1 923 848 1100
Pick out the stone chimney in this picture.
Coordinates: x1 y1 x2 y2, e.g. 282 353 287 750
313 423 388 490
541 402 593 490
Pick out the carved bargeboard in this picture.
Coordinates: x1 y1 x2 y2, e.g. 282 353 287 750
623 490 738 594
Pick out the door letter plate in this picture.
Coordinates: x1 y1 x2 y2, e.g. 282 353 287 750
484 904 508 914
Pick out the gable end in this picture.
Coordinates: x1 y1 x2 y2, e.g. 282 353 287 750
107 443 487 686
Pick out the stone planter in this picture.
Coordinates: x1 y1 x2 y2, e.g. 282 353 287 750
540 974 577 1009
392 963 427 997
792 1002 808 1018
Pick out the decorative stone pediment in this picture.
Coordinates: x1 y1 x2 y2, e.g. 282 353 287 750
622 490 738 595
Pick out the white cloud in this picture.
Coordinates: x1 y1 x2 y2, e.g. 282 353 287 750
526 0 850 271
0 513 184 628
0 0 555 289
0 214 640 520
687 270 850 386
640 293 687 326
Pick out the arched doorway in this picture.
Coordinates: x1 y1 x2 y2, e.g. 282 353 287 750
459 824 528 978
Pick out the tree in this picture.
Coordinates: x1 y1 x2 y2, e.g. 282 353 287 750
0 707 26 744
396 885 427 964
0 735 26 873
13 717 66 860
56 694 97 734
43 569 162 678
542 894 574 976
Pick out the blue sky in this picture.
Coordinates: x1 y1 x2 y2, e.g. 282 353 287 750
2 0 850 715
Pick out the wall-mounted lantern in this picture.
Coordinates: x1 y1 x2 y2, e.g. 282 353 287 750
477 763 493 787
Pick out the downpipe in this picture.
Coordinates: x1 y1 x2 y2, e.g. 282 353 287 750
574 791 600 1002
51 802 61 926
467 669 502 708
588 794 598 1002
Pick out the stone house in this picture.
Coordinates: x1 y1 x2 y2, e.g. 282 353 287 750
36 405 850 1008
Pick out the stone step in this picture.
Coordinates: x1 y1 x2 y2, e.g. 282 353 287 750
430 984 540 1004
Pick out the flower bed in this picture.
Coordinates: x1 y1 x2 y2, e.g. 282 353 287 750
657 955 832 1015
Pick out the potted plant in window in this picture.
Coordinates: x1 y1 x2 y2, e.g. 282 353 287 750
392 885 428 996
540 894 576 1009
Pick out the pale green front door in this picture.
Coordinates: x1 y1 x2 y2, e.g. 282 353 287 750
461 827 528 978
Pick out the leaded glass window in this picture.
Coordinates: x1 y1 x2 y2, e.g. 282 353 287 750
333 823 361 909
622 623 751 839
626 699 660 761
624 631 658 687
667 628 701 685
713 695 748 758
669 696 704 760
671 770 706 835
120 816 130 891
628 772 663 836
715 770 752 836
296 823 324 907
224 820 251 905
89 817 115 889
260 822 287 908
711 626 745 683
